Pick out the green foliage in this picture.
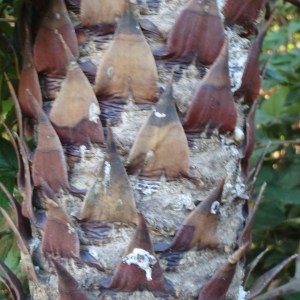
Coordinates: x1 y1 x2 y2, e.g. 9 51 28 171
0 138 18 208
0 0 20 207
0 0 19 214
0 1 24 297
248 2 300 299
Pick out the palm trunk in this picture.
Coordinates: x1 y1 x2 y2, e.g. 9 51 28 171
6 0 267 299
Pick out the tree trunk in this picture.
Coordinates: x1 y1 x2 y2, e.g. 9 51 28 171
9 0 264 299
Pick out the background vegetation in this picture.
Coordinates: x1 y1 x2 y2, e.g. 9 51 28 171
0 0 299 299
246 1 300 298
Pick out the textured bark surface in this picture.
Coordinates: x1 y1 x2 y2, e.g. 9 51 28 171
18 0 263 299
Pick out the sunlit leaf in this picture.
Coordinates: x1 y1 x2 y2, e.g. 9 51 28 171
0 234 14 261
3 236 21 275
255 109 276 125
260 86 289 117
283 218 300 225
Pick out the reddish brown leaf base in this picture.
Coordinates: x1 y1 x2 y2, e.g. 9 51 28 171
183 40 237 136
165 0 225 65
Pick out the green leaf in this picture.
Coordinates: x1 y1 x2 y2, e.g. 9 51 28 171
283 103 300 114
253 202 286 231
255 108 276 125
264 31 287 48
283 218 300 225
4 237 21 275
283 294 300 300
271 54 293 67
0 137 18 177
0 96 13 119
260 86 289 117
0 137 18 212
262 252 294 270
287 205 300 219
250 143 280 167
0 233 14 261
264 68 290 86
262 187 300 211
254 166 277 186
277 162 300 190
0 176 16 212
287 20 300 35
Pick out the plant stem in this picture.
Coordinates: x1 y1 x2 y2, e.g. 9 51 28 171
253 278 300 300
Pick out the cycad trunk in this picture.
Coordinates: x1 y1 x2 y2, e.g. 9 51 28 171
11 0 264 299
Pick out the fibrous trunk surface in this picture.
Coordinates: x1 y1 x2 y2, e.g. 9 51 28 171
14 0 262 299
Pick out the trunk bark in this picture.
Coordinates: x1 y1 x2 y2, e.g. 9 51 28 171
11 0 264 299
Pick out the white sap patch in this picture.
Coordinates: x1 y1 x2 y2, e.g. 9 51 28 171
103 161 111 187
67 223 76 234
80 145 87 160
29 237 41 253
238 286 249 300
89 102 100 123
145 150 154 164
123 248 157 281
106 66 114 78
210 201 220 214
154 110 166 118
117 198 123 205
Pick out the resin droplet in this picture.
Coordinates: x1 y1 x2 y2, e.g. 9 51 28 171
198 244 248 300
127 78 190 179
234 17 272 103
167 179 224 251
33 0 79 76
79 126 138 224
52 258 89 300
80 0 127 26
100 214 168 293
223 0 266 34
49 34 104 146
31 94 70 193
164 0 225 65
94 6 158 103
183 40 237 135
18 23 42 118
42 198 80 258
